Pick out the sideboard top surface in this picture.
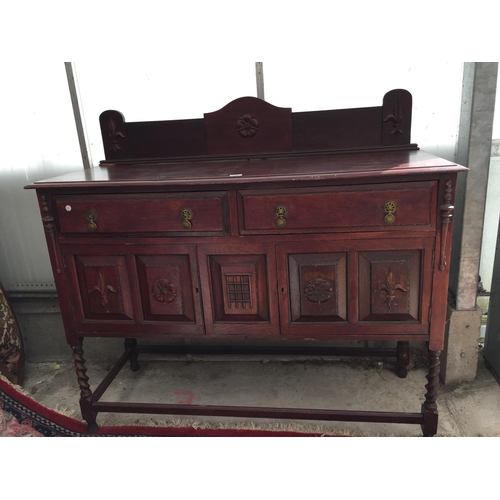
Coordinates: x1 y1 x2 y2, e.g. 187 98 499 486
26 149 467 190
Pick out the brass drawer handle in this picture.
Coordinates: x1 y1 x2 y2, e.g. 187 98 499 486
275 205 288 228
86 210 98 231
181 208 193 229
383 200 397 224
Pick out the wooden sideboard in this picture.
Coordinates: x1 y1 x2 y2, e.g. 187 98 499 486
26 90 467 435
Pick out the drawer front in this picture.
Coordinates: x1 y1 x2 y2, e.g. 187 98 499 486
55 192 230 235
238 182 437 234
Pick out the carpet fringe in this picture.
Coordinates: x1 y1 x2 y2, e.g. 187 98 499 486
54 405 78 418
0 373 81 420
128 416 368 436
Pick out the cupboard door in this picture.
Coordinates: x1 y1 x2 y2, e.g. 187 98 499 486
74 255 134 322
63 244 204 336
277 242 348 337
198 244 279 336
358 250 422 322
135 245 204 335
288 252 347 322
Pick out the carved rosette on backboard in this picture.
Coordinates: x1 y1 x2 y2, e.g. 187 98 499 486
236 114 259 138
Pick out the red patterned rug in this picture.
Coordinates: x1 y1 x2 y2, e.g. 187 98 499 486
0 375 330 437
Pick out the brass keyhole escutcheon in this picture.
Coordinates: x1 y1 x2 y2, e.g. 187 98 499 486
86 210 98 231
383 200 397 224
275 205 288 228
181 208 193 229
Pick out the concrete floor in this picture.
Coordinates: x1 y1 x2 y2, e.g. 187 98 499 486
20 344 500 437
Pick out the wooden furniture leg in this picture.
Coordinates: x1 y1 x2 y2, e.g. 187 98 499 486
71 340 99 434
421 349 440 437
396 341 410 378
125 338 140 372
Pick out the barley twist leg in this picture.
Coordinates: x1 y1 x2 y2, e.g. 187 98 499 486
72 340 99 434
421 349 440 437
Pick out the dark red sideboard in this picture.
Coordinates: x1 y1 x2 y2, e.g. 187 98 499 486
26 90 467 435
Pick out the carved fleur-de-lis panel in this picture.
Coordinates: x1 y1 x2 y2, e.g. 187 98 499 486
73 255 134 321
89 272 117 308
375 268 408 310
108 117 125 151
381 89 412 146
358 250 421 322
383 99 404 136
371 262 410 316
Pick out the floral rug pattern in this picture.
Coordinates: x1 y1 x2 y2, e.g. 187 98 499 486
0 282 24 385
0 374 328 437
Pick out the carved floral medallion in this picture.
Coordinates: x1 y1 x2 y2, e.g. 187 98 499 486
236 114 259 138
304 278 333 304
152 279 178 304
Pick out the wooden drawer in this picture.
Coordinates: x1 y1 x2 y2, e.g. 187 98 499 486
238 181 437 234
54 192 230 235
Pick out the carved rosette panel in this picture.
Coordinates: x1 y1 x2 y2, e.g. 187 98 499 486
136 254 201 324
288 252 347 323
136 255 197 322
152 279 178 304
304 278 333 304
237 114 259 138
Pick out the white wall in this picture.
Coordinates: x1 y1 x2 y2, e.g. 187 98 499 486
75 62 463 166
264 62 464 162
0 62 83 291
74 62 258 167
